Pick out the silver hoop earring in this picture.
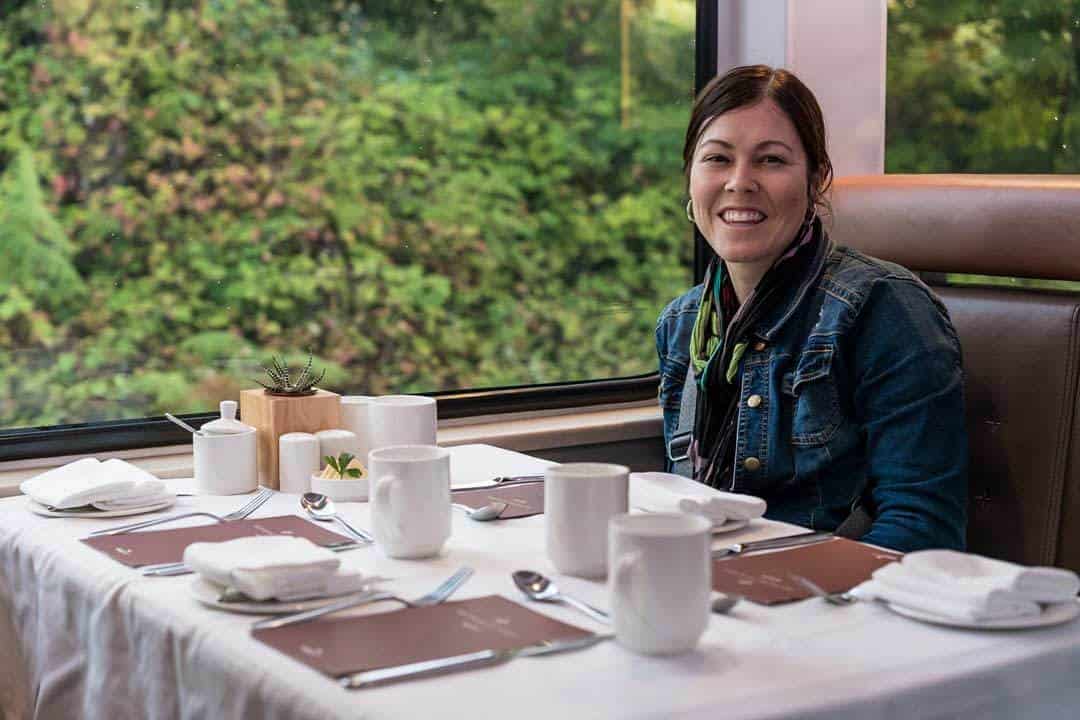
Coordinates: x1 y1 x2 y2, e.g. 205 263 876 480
685 199 694 223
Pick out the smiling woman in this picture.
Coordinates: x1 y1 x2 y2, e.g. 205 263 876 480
657 65 968 554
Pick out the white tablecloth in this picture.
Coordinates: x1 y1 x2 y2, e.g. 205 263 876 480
2 444 1079 720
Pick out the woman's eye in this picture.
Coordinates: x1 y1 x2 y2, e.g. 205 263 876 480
703 154 729 164
760 155 787 165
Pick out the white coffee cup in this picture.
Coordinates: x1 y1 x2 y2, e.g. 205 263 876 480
545 463 629 579
193 428 258 495
608 512 712 655
369 445 451 559
340 396 376 462
367 395 437 453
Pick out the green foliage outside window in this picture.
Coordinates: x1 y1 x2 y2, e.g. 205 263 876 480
887 0 1080 293
0 0 694 429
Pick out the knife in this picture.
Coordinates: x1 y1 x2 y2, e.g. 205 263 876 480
711 531 834 559
338 633 611 689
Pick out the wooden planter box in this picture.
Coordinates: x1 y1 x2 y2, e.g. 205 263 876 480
239 388 342 490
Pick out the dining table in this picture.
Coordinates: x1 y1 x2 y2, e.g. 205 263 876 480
2 443 1079 720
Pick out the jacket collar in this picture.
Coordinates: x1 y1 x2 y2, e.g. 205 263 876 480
754 218 833 341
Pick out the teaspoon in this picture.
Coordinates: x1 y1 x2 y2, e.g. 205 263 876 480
711 592 742 614
512 570 610 624
452 501 509 521
165 413 205 437
300 492 373 543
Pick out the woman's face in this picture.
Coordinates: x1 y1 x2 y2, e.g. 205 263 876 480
689 99 811 277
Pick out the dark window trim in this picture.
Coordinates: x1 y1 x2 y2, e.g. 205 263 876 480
0 2 717 463
693 0 718 283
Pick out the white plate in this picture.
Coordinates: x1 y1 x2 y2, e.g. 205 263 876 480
884 599 1080 630
28 497 177 519
189 578 376 615
631 507 750 535
710 517 751 535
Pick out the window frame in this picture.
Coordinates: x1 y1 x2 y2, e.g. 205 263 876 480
0 1 717 462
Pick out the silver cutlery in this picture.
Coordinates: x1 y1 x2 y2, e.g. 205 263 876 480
165 412 206 436
139 539 367 577
452 501 508 521
711 530 834 559
339 632 612 689
492 474 544 485
300 492 373 543
789 574 857 606
711 592 742 614
512 570 610 624
88 488 274 537
251 565 475 631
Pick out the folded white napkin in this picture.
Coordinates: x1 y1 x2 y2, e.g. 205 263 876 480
20 457 159 509
184 536 346 601
273 569 375 602
900 550 1080 604
850 560 1041 622
630 471 766 526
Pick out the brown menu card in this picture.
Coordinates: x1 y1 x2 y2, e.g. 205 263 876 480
451 482 544 519
253 594 592 678
712 537 902 605
81 515 354 567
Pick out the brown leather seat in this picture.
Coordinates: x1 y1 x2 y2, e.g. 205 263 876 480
831 175 1080 571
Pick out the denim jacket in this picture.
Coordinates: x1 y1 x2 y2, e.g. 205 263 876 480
656 245 968 553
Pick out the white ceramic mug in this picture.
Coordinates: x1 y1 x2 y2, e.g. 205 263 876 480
369 445 451 559
367 395 437 453
545 463 629 579
608 512 712 655
193 428 258 495
340 396 376 463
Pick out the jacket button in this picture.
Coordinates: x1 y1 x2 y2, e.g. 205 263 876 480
746 394 762 408
743 456 762 472
753 341 766 352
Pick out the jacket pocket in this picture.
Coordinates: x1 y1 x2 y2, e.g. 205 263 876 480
787 346 842 446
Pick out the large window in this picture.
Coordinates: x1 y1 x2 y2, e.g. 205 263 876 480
886 0 1079 173
0 0 695 433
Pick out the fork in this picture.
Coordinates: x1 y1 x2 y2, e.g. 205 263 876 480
251 566 475 631
88 488 273 537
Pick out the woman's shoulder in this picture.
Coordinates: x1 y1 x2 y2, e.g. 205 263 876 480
823 245 944 311
656 283 704 325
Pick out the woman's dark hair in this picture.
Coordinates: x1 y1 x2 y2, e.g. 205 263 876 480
683 65 833 214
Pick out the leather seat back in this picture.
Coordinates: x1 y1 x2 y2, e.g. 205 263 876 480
830 175 1080 569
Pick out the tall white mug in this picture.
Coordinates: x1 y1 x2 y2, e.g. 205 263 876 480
545 463 629 579
609 512 712 655
339 396 376 463
369 445 451 559
367 395 437 453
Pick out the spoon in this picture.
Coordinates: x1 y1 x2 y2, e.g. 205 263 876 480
512 570 611 624
165 413 205 437
711 592 742 614
789 574 856 606
300 492 374 543
493 474 544 485
452 501 509 521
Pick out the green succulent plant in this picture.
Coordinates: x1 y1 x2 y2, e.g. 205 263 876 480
255 354 326 396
